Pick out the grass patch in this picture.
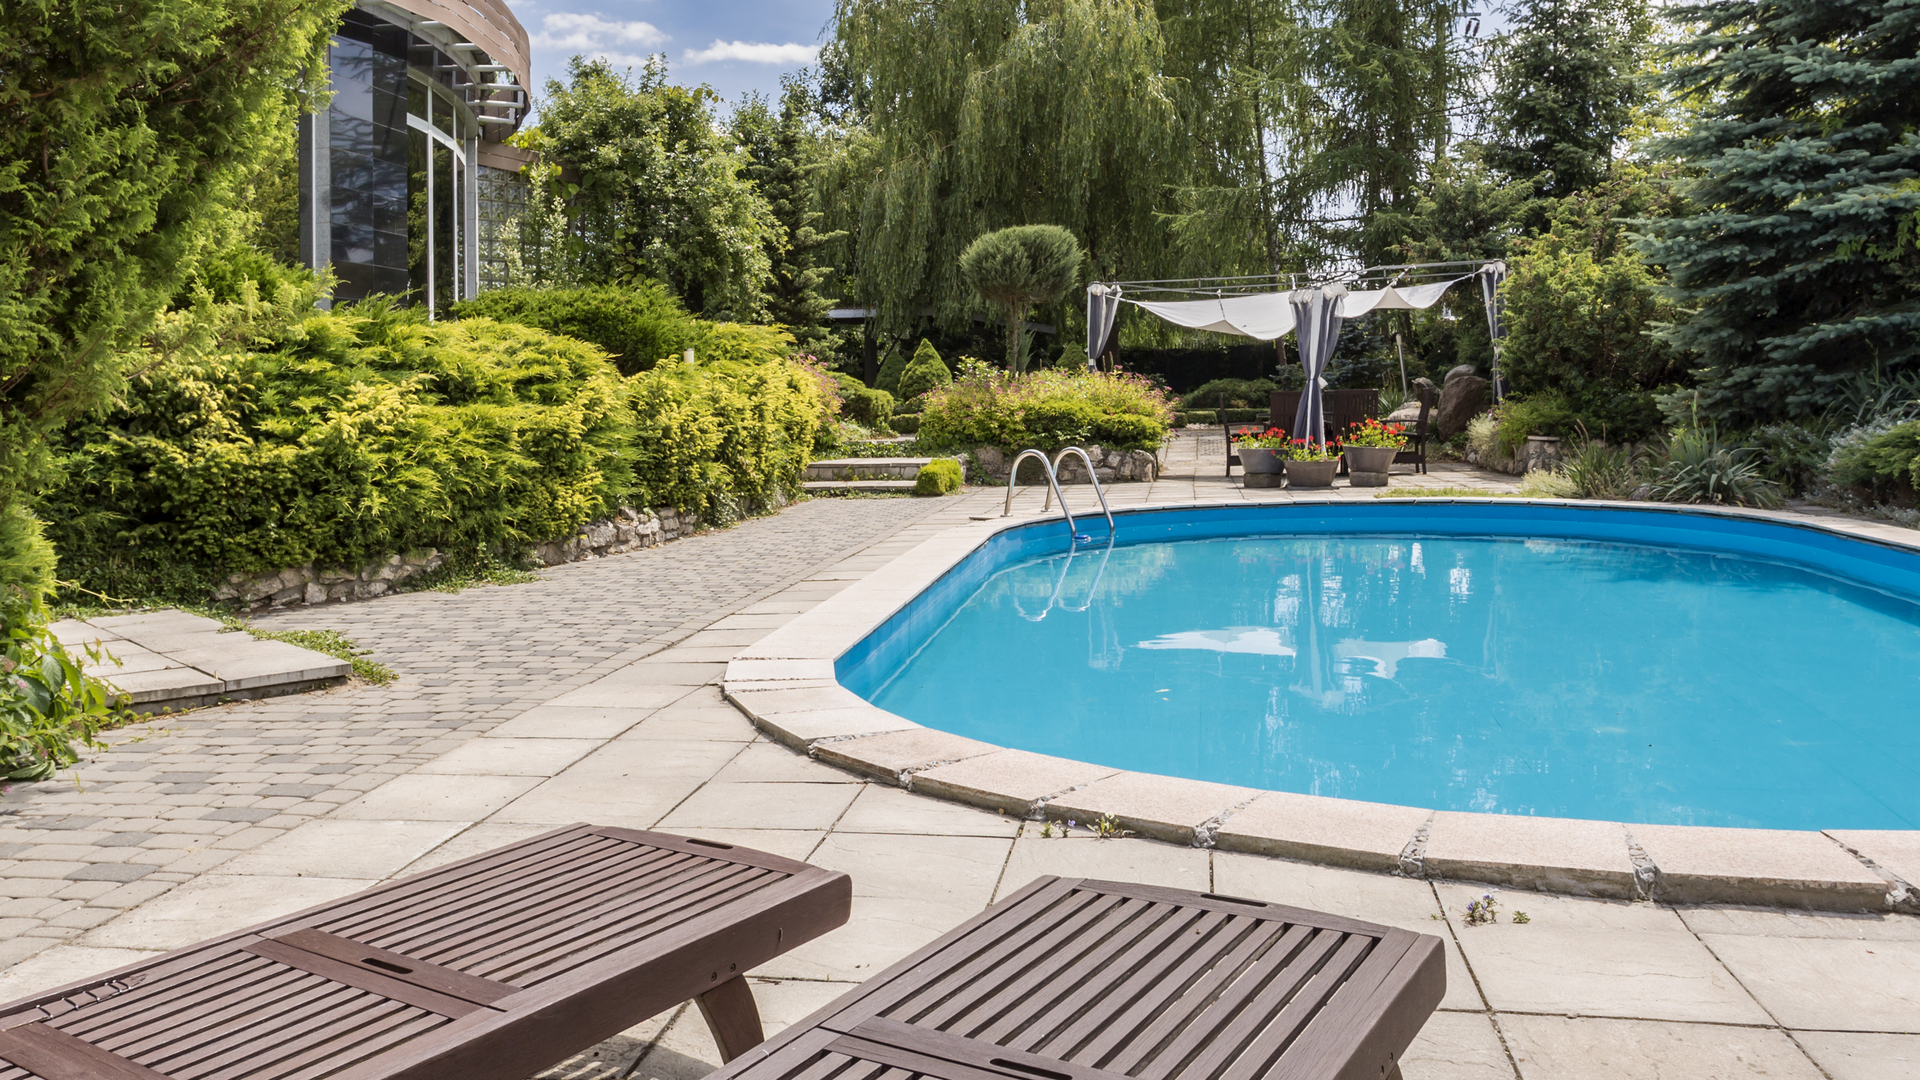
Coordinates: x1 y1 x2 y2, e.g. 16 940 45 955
1374 487 1522 499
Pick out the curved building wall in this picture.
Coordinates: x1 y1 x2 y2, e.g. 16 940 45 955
298 0 531 308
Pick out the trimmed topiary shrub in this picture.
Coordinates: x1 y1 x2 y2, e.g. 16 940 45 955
447 282 702 375
913 458 964 495
890 413 921 435
1180 378 1275 411
875 342 910 397
896 339 953 405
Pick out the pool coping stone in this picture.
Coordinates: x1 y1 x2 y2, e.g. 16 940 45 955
724 497 1920 913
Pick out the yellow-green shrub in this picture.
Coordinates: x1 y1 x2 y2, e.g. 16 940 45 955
43 299 635 600
914 459 964 495
918 368 1174 452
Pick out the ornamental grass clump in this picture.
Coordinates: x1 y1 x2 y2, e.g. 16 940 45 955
917 366 1173 453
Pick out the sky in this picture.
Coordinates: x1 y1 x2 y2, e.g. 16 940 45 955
510 0 840 113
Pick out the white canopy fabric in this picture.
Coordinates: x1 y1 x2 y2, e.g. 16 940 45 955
1129 292 1298 341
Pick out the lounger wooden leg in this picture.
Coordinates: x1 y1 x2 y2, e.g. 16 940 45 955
696 975 765 1063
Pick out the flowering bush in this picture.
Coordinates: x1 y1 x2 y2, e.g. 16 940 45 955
917 367 1174 452
1234 426 1291 449
1283 438 1341 462
1342 418 1409 448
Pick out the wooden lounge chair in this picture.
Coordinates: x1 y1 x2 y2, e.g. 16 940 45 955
709 876 1445 1080
0 824 851 1080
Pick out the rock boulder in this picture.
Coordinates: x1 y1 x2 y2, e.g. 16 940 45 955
1435 375 1491 438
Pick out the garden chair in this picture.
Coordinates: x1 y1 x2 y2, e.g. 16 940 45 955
705 876 1446 1080
0 824 850 1080
1392 384 1438 475
1218 392 1271 477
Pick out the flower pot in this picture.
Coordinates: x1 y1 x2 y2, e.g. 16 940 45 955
1342 445 1399 476
1239 447 1284 474
1284 459 1338 487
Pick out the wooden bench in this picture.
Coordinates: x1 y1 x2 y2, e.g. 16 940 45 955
0 823 851 1080
710 876 1445 1080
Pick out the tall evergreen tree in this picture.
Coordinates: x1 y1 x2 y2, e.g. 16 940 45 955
735 82 847 357
1484 0 1649 198
1641 1 1920 426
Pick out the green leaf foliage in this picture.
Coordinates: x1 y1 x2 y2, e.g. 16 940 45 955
874 344 910 397
731 82 848 356
525 58 778 321
42 292 636 599
839 386 895 429
959 226 1082 373
0 0 345 513
1499 172 1685 441
1484 0 1652 198
827 0 1182 336
913 459 964 496
1828 419 1920 497
625 333 828 524
1180 378 1277 411
896 340 953 404
918 369 1174 453
447 283 702 375
1640 0 1920 425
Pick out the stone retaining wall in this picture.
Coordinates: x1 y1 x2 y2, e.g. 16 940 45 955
970 445 1159 484
214 505 699 610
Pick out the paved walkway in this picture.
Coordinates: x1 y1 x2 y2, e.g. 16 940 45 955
2 437 1915 1080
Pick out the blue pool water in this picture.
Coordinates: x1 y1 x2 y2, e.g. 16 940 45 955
839 506 1920 829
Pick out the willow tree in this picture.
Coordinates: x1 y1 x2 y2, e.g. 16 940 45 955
829 0 1184 336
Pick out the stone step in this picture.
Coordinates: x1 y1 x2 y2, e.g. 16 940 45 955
52 610 352 715
804 457 936 481
803 479 921 494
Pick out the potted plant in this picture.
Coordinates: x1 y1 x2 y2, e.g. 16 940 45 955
1341 418 1408 483
1282 438 1341 487
1234 427 1289 474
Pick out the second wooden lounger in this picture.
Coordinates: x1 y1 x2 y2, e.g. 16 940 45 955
709 876 1445 1080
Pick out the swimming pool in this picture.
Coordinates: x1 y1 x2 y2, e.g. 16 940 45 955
837 504 1920 831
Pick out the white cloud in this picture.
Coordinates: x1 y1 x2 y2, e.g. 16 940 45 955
682 40 819 66
530 13 667 53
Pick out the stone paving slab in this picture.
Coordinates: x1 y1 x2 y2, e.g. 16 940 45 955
55 610 350 711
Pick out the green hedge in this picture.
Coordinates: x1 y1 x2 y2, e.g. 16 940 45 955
918 369 1174 453
446 282 702 376
41 290 825 601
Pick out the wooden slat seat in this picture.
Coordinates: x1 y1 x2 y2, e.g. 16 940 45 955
0 824 851 1080
710 877 1443 1080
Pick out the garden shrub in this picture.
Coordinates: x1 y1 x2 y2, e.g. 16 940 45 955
840 386 896 429
1492 391 1580 456
918 368 1174 453
625 339 827 524
1181 378 1276 411
1827 418 1920 499
3 509 118 778
1744 422 1830 496
1649 429 1782 508
913 459 964 495
447 282 702 375
896 339 953 405
875 343 911 397
43 299 638 601
890 414 921 435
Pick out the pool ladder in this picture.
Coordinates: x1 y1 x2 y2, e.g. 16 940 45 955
1002 447 1116 544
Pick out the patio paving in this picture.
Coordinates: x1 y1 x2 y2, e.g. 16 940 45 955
2 433 1916 1079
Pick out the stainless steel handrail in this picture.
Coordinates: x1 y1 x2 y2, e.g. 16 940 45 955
1044 446 1117 536
1003 450 1080 540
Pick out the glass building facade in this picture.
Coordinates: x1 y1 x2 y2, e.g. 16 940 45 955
299 0 530 311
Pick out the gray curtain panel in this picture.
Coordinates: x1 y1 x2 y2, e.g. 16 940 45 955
1290 286 1346 445
1086 285 1122 369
